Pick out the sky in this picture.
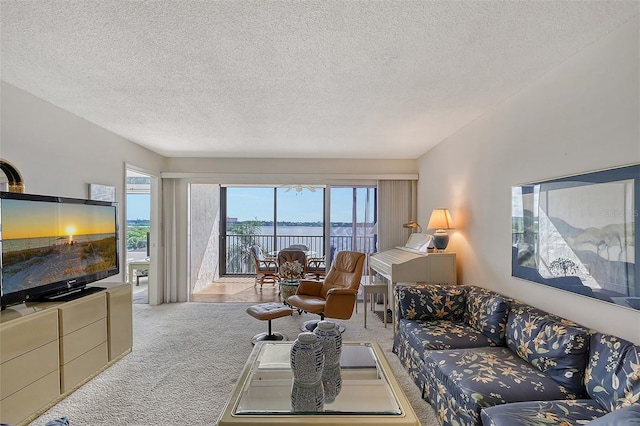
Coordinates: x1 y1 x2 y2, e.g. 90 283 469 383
226 187 374 223
3 199 116 239
127 194 151 221
126 187 375 223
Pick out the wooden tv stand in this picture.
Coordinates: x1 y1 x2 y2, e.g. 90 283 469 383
0 282 132 426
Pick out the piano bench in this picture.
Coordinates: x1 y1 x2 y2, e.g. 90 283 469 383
361 280 388 328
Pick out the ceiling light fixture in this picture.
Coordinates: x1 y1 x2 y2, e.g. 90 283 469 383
281 184 317 193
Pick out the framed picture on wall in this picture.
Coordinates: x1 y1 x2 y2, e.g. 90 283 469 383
511 164 639 311
89 183 116 202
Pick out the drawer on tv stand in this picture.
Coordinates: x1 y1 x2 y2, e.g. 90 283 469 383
57 291 107 336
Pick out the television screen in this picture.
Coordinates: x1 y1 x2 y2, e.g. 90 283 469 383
0 192 119 309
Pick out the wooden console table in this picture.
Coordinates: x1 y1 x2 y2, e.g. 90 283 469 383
0 283 132 426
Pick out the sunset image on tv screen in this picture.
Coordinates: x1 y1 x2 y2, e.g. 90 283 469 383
1 198 117 293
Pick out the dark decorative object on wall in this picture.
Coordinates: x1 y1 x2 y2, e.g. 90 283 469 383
512 164 639 310
0 159 24 193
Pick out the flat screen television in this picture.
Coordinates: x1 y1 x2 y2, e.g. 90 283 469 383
0 192 119 309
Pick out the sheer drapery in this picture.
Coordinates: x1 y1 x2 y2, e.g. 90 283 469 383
162 178 180 303
377 180 416 251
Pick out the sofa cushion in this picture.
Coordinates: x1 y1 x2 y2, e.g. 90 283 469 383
586 404 640 425
510 301 586 328
395 284 466 322
480 399 608 426
463 286 510 346
424 347 581 426
400 319 499 354
586 333 640 411
506 306 590 395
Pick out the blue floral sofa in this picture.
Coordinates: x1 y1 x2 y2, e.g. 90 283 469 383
392 284 640 426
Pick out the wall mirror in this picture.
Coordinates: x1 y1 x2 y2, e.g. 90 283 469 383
512 164 639 310
0 159 24 193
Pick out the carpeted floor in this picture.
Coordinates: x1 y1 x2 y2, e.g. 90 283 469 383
28 302 438 426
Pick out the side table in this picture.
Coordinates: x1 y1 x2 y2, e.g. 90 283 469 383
362 280 388 328
127 259 150 286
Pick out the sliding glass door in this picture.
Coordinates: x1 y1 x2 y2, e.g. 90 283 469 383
223 187 275 275
275 187 324 255
329 187 377 270
221 185 375 275
222 186 325 275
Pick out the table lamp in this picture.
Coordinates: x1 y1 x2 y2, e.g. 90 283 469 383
427 209 454 251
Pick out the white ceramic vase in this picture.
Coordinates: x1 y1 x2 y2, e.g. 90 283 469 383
290 332 324 384
290 380 324 412
314 320 342 366
321 362 342 403
290 332 325 412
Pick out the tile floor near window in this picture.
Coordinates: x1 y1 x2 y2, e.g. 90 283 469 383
146 276 376 309
191 277 281 303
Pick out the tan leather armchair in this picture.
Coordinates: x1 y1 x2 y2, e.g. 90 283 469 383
287 250 366 331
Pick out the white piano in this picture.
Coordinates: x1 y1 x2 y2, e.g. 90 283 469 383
369 234 457 334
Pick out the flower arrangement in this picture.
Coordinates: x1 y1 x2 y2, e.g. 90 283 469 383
280 260 304 281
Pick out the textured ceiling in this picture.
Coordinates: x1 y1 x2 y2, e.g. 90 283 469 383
1 1 638 159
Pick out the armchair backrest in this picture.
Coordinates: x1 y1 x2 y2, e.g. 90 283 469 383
250 245 265 262
277 249 307 278
320 251 366 298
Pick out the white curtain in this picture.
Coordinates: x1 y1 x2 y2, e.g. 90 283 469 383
162 178 180 303
377 180 416 251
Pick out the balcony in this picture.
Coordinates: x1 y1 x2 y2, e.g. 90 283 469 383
225 233 375 275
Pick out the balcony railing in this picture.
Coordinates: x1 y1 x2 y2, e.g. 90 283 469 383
225 233 376 275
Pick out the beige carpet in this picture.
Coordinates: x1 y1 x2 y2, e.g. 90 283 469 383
28 302 439 426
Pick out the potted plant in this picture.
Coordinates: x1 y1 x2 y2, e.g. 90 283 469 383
279 260 304 302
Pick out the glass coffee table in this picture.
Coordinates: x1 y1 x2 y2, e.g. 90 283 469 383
217 341 419 425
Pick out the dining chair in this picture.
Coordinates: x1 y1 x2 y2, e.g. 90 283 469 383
250 245 278 289
277 249 307 281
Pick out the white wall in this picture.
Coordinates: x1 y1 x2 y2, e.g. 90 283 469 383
0 81 166 288
417 17 640 343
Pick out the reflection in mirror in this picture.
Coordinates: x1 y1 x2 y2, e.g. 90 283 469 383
512 164 639 311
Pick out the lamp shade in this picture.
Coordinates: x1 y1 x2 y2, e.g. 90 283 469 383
427 209 454 230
